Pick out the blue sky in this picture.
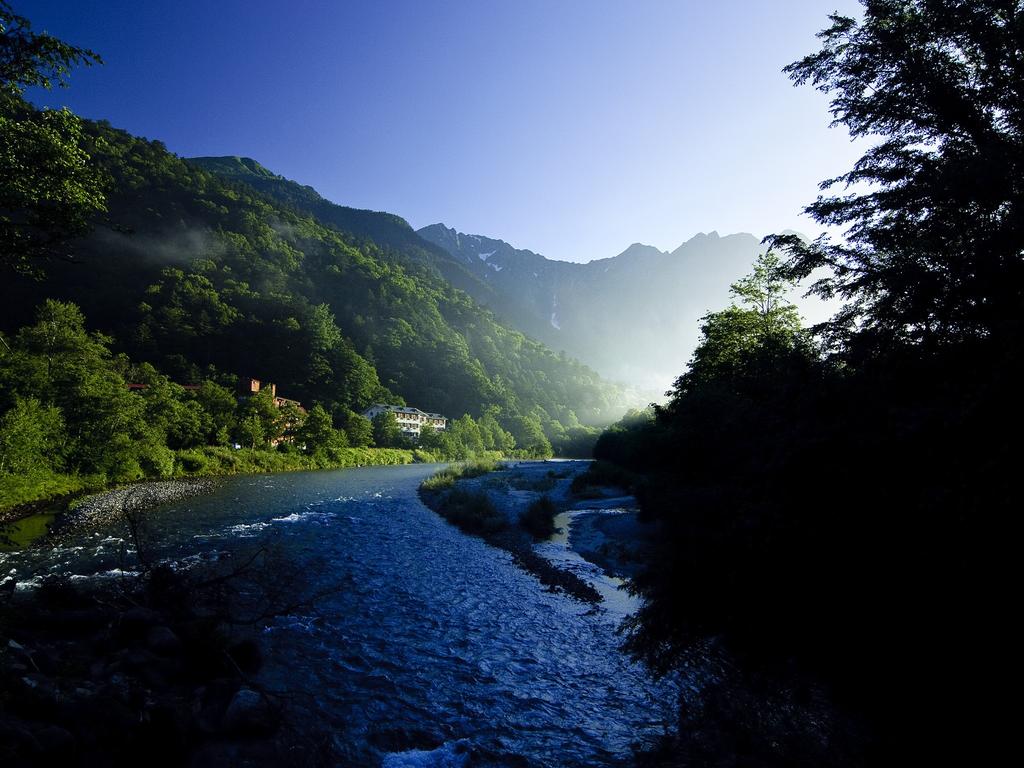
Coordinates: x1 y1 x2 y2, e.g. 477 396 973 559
22 0 864 263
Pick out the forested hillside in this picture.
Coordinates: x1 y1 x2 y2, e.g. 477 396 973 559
0 116 627 453
184 157 769 394
185 155 559 365
187 155 493 301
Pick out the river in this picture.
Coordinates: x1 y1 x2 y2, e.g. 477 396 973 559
0 464 674 766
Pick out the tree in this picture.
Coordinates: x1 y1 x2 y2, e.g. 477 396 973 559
674 251 805 394
235 414 265 450
448 414 485 456
130 362 205 449
479 408 515 453
341 410 374 448
605 5 1022 762
277 400 307 445
0 300 204 482
192 380 237 445
0 395 64 474
768 1 1024 349
298 403 346 455
1 3 106 274
729 250 800 337
371 411 404 448
234 389 281 448
0 300 148 478
1 2 101 91
509 414 552 458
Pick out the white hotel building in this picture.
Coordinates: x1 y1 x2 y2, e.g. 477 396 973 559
360 404 448 438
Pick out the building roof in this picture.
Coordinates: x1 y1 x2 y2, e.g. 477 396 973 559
364 404 447 420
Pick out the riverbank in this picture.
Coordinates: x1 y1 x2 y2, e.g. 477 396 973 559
0 445 421 525
68 479 218 527
1 479 219 553
419 460 655 607
565 505 656 580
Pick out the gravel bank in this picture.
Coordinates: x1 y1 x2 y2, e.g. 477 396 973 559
70 479 218 526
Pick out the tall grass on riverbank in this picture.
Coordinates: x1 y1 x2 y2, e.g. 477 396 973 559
418 461 602 603
174 445 417 477
0 472 106 520
419 458 502 492
0 447 420 517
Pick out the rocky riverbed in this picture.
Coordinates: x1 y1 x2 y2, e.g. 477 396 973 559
69 479 218 526
0 477 331 767
420 460 656 610
0 559 317 768
1 479 219 554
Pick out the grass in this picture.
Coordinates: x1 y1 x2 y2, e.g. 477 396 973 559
172 445 416 477
417 461 602 604
419 457 502 492
0 511 57 550
0 471 106 518
508 474 557 492
419 457 509 535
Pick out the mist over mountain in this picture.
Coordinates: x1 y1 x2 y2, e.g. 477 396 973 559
185 157 794 394
418 224 770 391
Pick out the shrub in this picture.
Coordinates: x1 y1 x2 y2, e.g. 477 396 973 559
140 443 175 479
459 457 501 478
520 495 558 540
176 450 208 474
509 475 556 492
570 460 637 494
421 468 459 492
438 489 507 535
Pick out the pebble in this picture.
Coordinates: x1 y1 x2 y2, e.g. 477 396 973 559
70 479 215 526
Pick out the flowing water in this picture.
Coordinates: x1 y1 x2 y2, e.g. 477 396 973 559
0 464 675 766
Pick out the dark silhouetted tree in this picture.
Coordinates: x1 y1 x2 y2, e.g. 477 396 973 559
1 2 106 274
768 0 1024 350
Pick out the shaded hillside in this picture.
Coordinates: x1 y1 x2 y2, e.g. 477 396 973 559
185 158 766 392
0 120 626 447
187 156 524 322
419 224 765 389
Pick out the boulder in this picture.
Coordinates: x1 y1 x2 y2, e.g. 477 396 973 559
0 720 42 759
146 626 182 656
221 688 278 736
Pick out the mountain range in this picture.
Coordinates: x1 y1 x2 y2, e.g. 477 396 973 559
187 157 776 392
417 224 769 391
